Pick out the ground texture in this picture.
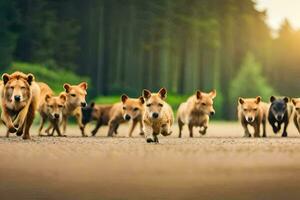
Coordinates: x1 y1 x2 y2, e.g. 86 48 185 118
0 122 300 200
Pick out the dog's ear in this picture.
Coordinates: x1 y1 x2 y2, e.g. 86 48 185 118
196 91 202 99
139 96 145 104
2 73 10 85
90 102 95 108
209 89 217 99
143 89 151 99
255 96 261 104
158 88 167 99
121 94 128 103
79 82 88 90
63 83 71 93
239 97 244 105
283 97 289 103
270 96 276 103
292 98 297 106
26 73 34 85
59 93 67 103
45 94 51 103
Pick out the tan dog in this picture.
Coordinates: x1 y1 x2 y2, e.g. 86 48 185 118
142 88 174 143
177 90 216 138
61 82 88 136
238 96 268 137
292 98 300 133
0 71 40 139
38 93 67 136
107 95 144 137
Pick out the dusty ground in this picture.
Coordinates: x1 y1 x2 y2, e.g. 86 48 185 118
1 121 300 200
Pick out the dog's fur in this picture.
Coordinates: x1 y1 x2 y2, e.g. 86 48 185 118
107 95 144 137
38 92 67 137
238 97 269 137
268 96 293 137
177 90 216 138
60 82 88 136
292 98 300 133
0 71 40 139
142 88 174 143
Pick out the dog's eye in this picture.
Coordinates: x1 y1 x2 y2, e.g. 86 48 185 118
202 103 206 106
296 108 300 111
48 105 53 108
253 108 258 111
21 86 26 89
244 109 247 112
10 86 14 89
133 107 139 111
71 94 76 97
146 103 152 107
123 107 126 110
58 105 63 108
158 103 163 107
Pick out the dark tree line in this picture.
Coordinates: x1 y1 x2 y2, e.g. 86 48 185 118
1 0 300 119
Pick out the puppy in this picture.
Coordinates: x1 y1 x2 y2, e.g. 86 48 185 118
107 95 144 137
238 97 268 137
268 96 293 137
38 93 67 136
81 102 116 136
292 98 300 133
142 88 174 143
177 90 216 138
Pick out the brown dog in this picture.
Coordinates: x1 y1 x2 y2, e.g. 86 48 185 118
142 88 174 143
238 96 268 137
0 71 40 139
177 90 216 138
292 98 300 133
38 93 67 136
107 95 144 137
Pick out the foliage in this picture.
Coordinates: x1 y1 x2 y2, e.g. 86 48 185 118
4 62 90 94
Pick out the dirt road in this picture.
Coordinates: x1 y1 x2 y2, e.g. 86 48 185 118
0 122 300 200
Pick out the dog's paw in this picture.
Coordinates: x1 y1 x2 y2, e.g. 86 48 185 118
146 138 154 143
282 132 288 137
8 127 17 133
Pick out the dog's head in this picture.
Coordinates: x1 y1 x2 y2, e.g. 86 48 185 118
292 98 300 115
143 88 167 120
63 82 88 108
45 93 66 120
2 72 34 110
269 96 289 121
121 95 144 121
194 90 216 116
239 96 261 123
81 102 95 125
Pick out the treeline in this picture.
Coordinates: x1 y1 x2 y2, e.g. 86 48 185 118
1 0 300 119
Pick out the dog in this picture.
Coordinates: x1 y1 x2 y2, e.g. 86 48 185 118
0 71 40 139
107 95 144 137
292 98 300 133
238 96 268 137
177 90 216 138
268 96 293 137
142 88 174 143
38 92 67 137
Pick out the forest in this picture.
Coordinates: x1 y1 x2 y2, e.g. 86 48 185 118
1 0 300 119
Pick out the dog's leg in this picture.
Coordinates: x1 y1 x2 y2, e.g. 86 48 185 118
1 108 17 133
178 118 184 138
188 124 194 138
107 119 119 137
45 124 53 136
143 123 155 143
75 113 86 137
161 123 172 136
91 120 102 136
242 121 251 137
294 115 300 133
114 124 119 135
262 118 267 137
139 120 144 136
282 121 289 137
38 116 46 136
22 103 35 140
199 126 208 135
128 120 138 137
254 123 260 138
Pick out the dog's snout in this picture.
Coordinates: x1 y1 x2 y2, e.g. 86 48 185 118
14 95 21 102
248 117 253 122
210 111 215 116
277 115 283 120
152 113 159 119
81 102 87 107
125 114 131 121
54 113 60 119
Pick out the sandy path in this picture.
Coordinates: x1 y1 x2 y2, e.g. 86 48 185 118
0 122 300 200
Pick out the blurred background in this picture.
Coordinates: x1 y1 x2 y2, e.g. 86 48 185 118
0 0 300 120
